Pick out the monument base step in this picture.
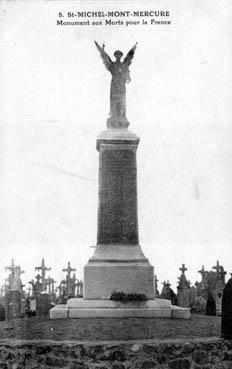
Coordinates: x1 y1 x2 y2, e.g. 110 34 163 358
49 298 190 319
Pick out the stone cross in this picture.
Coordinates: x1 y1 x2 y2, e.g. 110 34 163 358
62 262 76 279
5 259 17 273
5 259 25 292
198 265 206 280
35 258 51 291
179 264 187 274
62 262 76 297
6 259 25 277
212 260 220 273
178 264 190 289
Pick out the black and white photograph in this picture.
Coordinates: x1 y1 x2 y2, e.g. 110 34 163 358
0 0 232 367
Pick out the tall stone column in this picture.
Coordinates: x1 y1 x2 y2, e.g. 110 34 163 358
84 129 154 299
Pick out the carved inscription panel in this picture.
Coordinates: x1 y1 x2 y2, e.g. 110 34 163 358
97 148 139 245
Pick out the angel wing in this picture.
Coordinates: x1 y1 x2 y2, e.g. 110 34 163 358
123 42 138 66
94 41 112 71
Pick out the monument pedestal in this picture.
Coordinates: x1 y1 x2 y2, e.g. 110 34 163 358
84 260 154 300
50 298 191 319
84 129 154 300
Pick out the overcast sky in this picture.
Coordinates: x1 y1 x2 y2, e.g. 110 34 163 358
0 0 232 294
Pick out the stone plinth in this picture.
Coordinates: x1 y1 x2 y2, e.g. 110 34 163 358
50 297 191 319
84 261 154 300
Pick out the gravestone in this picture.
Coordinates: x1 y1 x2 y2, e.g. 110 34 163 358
221 278 232 339
160 281 177 305
177 264 191 307
35 258 51 292
6 291 21 319
62 262 76 299
5 260 25 319
36 293 52 318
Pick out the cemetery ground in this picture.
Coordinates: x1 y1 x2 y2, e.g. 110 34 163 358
0 313 220 341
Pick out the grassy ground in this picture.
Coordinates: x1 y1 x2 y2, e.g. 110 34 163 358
0 313 221 341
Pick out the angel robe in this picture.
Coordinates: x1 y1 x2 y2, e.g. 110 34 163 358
108 61 130 120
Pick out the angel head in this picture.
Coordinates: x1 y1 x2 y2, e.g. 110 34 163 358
114 50 123 61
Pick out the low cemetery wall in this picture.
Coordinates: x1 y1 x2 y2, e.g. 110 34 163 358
0 338 232 368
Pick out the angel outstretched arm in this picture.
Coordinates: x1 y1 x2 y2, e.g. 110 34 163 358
123 42 138 66
94 41 112 71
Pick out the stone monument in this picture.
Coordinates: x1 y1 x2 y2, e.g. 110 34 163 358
34 258 53 317
50 42 190 319
5 259 25 319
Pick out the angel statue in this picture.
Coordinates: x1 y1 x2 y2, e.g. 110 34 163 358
95 41 138 129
